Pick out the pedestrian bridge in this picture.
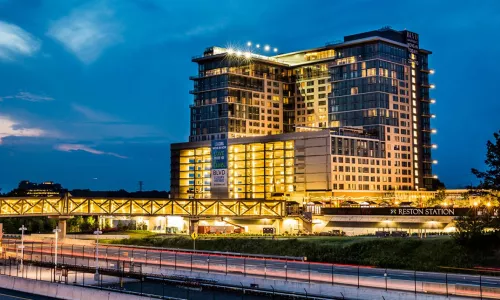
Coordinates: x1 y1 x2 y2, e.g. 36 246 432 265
0 196 285 218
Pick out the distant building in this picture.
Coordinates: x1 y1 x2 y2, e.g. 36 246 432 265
12 180 63 197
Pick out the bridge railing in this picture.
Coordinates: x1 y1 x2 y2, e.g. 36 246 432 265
0 196 286 217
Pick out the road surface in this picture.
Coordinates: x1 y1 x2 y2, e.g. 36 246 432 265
3 239 500 299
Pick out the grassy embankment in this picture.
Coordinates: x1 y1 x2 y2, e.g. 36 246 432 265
102 233 500 272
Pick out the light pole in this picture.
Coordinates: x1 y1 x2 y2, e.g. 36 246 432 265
18 225 27 270
94 228 102 281
53 226 61 282
53 226 61 268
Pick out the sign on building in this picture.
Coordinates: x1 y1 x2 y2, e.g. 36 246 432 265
211 140 228 187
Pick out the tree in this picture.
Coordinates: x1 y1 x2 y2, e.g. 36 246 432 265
471 130 500 205
454 208 492 244
431 178 446 191
426 189 446 207
454 130 500 246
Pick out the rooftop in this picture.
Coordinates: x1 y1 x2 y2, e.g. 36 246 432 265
193 27 431 67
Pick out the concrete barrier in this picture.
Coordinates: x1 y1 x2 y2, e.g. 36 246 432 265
0 275 153 300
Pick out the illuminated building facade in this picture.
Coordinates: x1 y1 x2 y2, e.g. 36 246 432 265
10 180 63 197
171 130 330 200
184 27 435 195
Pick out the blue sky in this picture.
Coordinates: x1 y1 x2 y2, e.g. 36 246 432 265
0 0 499 192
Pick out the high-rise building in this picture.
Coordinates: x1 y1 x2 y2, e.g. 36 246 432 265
176 27 435 199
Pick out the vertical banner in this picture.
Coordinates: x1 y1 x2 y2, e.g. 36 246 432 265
211 140 228 187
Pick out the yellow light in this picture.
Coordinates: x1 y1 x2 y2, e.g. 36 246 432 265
473 202 478 207
236 50 242 56
244 51 251 58
432 144 438 149
227 48 234 54
444 226 456 233
430 99 436 104
487 202 491 207
430 69 435 74
431 129 437 134
214 220 226 226
430 84 436 89
433 175 438 179
432 160 438 164
443 202 448 207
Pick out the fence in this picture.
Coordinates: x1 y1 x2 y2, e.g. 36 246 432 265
0 258 335 300
1 239 500 299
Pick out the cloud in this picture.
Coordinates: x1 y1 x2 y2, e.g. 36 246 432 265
71 103 120 123
0 115 45 144
0 91 54 102
47 1 122 63
55 143 127 159
0 20 40 60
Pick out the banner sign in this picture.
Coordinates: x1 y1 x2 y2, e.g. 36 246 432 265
211 140 227 187
322 207 498 217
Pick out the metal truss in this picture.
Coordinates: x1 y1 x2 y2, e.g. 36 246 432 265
0 196 285 218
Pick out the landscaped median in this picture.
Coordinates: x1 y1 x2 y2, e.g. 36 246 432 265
102 234 500 272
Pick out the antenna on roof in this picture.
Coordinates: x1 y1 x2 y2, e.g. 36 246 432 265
138 181 144 192
380 26 392 31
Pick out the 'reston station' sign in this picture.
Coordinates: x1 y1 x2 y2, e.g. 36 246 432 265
321 207 498 217
390 208 456 216
211 139 228 187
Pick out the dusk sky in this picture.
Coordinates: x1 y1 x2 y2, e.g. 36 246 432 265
0 0 499 192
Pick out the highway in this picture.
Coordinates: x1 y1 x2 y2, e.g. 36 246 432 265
3 239 500 299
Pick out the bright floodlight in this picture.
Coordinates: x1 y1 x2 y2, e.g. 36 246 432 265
431 114 436 118
244 52 251 58
273 48 278 53
432 144 438 149
227 48 234 54
430 69 435 74
247 41 252 47
236 50 243 56
431 129 437 133
430 84 436 89
430 99 436 104
432 160 438 164
256 44 260 48
264 45 270 51
433 175 438 179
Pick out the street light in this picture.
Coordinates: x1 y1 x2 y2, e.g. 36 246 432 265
94 228 102 280
53 226 61 271
18 225 27 270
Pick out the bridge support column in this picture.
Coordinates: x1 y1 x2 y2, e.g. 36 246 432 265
189 219 199 235
48 216 72 240
275 219 283 235
58 219 67 240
